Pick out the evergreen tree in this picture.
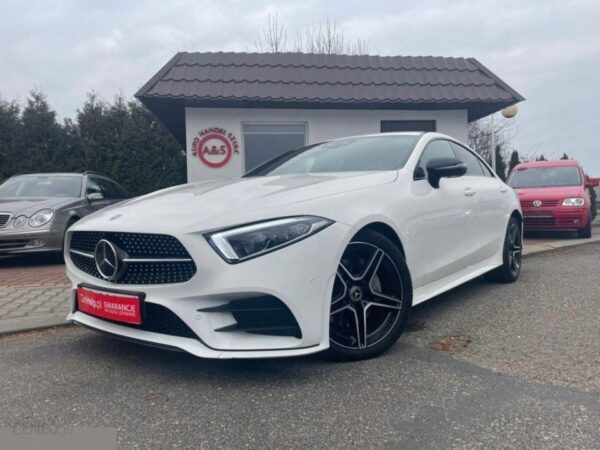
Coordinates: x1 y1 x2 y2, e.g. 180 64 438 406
536 154 547 161
587 175 597 220
494 144 507 181
560 153 569 160
17 90 65 174
0 97 21 181
113 100 185 196
508 150 520 175
0 89 186 196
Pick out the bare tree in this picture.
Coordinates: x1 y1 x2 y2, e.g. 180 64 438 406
468 116 517 165
256 15 368 55
255 13 287 52
294 19 368 55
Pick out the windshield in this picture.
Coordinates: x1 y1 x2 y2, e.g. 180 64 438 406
0 176 82 197
508 166 581 188
245 135 420 176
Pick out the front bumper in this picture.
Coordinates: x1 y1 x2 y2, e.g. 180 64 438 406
65 222 353 358
0 228 63 255
522 207 589 230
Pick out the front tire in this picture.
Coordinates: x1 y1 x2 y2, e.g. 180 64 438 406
326 229 412 361
577 212 592 238
485 216 522 283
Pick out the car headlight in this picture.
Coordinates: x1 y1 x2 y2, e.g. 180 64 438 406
29 209 54 227
206 216 334 263
13 216 27 228
562 198 584 206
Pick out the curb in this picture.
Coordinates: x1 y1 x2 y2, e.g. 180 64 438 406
523 235 600 257
0 313 72 336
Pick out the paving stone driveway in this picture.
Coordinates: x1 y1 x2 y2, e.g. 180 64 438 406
0 255 71 334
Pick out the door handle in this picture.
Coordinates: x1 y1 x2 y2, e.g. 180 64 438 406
464 188 477 197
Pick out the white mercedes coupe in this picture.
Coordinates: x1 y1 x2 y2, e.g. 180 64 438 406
66 132 522 360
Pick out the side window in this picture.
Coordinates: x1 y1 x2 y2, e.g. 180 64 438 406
108 181 127 199
477 159 495 177
415 140 456 179
86 177 102 195
96 178 121 199
451 143 485 176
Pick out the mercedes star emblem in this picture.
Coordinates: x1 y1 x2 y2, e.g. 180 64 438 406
94 239 120 281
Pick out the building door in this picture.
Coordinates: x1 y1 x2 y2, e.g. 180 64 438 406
381 120 436 133
243 124 307 172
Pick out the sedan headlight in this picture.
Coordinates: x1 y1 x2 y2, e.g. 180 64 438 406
29 209 54 227
13 216 27 228
562 198 584 206
206 216 333 263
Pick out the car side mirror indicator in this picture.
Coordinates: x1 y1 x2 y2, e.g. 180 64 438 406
586 177 599 188
86 192 104 202
426 157 467 189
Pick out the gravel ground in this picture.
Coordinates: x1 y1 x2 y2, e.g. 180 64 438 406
0 244 598 449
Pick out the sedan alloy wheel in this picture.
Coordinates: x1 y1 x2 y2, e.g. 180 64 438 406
328 230 411 360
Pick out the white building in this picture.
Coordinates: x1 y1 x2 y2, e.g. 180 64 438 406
136 52 523 182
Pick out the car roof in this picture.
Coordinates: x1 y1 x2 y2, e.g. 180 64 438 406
11 171 111 178
324 131 462 146
329 131 424 140
12 172 84 177
514 160 581 170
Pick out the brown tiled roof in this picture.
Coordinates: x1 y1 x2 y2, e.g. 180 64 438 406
136 52 524 145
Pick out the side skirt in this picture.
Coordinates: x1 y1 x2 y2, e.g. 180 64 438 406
412 256 501 306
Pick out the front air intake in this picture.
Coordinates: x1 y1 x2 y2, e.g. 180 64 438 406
197 295 302 339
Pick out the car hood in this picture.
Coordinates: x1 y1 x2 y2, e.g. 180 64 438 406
0 197 80 216
515 186 583 200
74 171 397 232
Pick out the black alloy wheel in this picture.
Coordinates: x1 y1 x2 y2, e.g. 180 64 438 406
486 216 522 283
507 219 523 278
327 230 411 360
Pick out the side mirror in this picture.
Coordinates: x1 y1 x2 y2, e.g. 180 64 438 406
86 192 104 202
586 177 599 188
426 157 467 189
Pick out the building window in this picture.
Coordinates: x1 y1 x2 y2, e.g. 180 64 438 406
243 123 307 171
381 120 436 133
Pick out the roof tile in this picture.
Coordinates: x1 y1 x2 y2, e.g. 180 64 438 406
136 51 524 134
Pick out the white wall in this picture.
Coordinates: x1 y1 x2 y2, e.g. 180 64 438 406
185 107 468 182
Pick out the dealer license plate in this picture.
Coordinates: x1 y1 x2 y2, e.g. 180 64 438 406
77 286 142 325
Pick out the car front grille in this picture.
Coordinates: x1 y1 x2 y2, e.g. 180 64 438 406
522 199 559 208
0 214 11 228
0 239 29 250
524 213 584 229
69 231 196 284
523 216 555 228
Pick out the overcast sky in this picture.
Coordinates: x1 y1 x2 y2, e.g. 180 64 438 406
1 0 599 173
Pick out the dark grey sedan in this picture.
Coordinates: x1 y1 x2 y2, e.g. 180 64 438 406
0 172 127 255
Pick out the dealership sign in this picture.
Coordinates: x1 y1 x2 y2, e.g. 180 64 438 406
191 127 240 168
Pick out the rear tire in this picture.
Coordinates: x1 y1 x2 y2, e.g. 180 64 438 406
485 217 522 283
577 212 592 239
326 229 412 361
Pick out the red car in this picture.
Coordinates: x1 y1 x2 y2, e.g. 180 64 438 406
507 160 599 238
